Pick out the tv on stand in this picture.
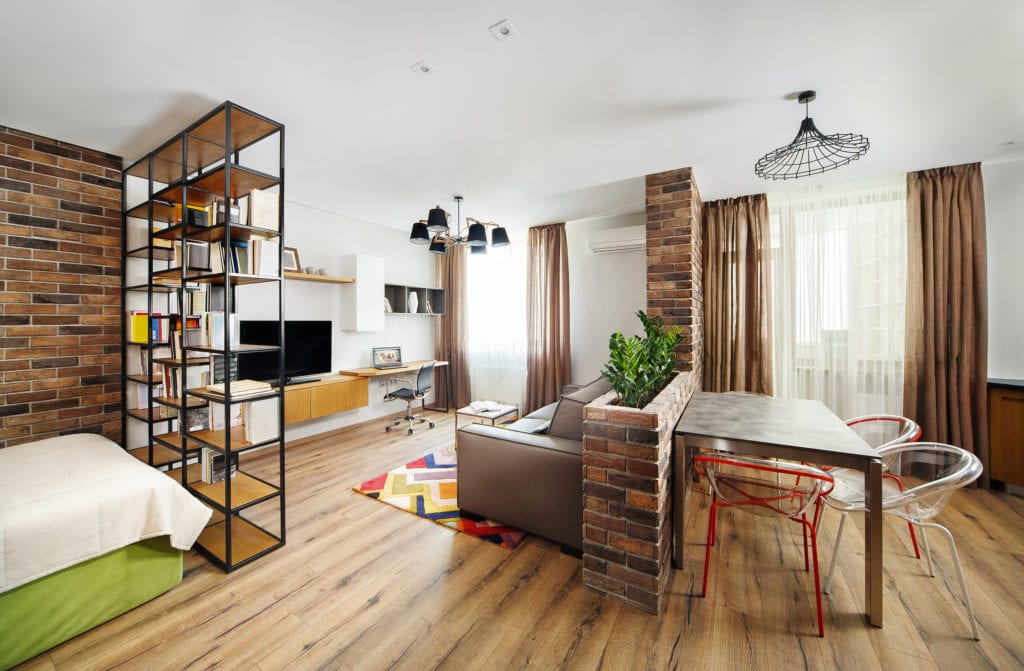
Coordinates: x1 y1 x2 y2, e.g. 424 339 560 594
238 320 332 385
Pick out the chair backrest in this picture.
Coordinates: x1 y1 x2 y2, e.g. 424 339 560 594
875 442 982 522
695 454 834 520
845 414 922 449
416 362 435 395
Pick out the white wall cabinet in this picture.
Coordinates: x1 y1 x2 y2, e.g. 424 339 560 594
339 254 385 332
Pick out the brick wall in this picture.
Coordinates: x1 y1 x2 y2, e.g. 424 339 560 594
579 166 705 613
0 125 123 448
581 371 697 613
645 167 703 379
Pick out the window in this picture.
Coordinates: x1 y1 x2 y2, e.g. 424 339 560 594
465 241 528 409
769 176 907 419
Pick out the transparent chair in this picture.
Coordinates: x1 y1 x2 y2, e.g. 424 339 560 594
838 414 925 556
845 414 922 450
696 453 834 637
823 442 982 639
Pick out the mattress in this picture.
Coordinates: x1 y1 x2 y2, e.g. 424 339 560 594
0 433 211 594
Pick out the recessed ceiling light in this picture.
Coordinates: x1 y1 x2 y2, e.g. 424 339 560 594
410 60 435 76
488 19 518 41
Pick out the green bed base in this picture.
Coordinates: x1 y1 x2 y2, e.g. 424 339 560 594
0 536 182 670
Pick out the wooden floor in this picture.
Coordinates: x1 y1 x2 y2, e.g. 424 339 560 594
18 411 1024 670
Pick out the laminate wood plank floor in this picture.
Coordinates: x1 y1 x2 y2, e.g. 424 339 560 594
16 411 1024 670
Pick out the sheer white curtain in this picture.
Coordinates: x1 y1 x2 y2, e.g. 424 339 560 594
769 176 907 420
466 239 528 409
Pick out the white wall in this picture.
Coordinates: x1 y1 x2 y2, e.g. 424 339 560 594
566 212 647 382
983 160 1024 380
245 201 438 440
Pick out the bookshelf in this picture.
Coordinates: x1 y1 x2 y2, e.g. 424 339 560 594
121 101 286 571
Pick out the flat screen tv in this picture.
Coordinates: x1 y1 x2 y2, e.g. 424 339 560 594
237 320 332 384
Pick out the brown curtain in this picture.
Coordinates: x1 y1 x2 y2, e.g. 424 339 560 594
904 163 989 486
434 245 472 409
702 194 774 394
525 223 572 413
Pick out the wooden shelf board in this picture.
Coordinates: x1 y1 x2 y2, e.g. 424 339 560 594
128 444 187 467
165 463 203 484
283 271 355 284
126 373 160 385
153 356 210 368
186 343 279 355
189 471 279 509
192 272 281 286
127 245 176 261
153 431 203 453
127 408 177 422
154 395 207 410
196 516 280 566
187 424 252 451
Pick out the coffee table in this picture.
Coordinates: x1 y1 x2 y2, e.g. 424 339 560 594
455 403 519 432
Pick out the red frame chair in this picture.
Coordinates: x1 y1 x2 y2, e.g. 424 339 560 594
696 453 834 637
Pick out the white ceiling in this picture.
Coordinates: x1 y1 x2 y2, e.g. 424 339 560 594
2 0 1022 233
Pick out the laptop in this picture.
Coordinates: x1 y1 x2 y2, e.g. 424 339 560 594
372 346 403 369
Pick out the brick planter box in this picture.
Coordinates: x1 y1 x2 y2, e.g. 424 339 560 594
580 370 698 613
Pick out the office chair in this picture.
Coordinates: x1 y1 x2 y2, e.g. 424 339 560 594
823 442 982 639
696 453 834 637
384 362 435 435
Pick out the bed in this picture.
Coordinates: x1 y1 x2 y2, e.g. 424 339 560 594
0 433 211 669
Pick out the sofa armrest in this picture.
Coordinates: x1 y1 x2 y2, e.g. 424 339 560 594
456 424 583 551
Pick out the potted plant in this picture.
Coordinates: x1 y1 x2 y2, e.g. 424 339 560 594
601 311 682 408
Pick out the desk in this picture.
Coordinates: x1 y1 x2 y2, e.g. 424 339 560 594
338 360 451 411
673 392 884 627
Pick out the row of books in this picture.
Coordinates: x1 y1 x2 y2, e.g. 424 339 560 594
166 311 241 358
127 310 167 344
171 189 279 231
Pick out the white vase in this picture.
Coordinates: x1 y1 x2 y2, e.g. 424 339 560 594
408 291 419 314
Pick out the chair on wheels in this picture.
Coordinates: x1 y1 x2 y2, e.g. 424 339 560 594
823 442 982 639
384 362 436 435
696 453 834 637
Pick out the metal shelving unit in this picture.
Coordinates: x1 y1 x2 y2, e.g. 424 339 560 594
121 101 286 571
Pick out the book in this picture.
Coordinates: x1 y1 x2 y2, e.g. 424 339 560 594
208 400 243 431
248 188 279 231
201 448 238 484
127 310 149 343
243 397 280 443
206 379 273 397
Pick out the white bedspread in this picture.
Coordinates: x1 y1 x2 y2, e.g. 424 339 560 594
0 433 212 593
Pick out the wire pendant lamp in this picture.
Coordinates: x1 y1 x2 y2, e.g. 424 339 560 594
754 91 869 180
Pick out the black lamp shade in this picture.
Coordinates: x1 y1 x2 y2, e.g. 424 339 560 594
410 221 431 244
490 226 510 247
470 243 487 254
428 238 447 254
426 207 449 233
466 222 487 247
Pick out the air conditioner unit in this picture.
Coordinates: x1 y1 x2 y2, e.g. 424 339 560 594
587 225 646 254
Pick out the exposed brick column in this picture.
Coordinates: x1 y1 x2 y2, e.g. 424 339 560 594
580 166 704 613
0 126 123 448
645 167 703 380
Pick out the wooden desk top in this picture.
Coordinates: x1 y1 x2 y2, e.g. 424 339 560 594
338 359 448 378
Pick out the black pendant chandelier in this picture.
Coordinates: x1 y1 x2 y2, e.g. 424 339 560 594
409 195 510 255
754 91 870 180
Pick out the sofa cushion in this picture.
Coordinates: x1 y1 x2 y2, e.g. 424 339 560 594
548 377 613 442
525 402 558 422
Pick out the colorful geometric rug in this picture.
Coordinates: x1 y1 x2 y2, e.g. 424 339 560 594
353 445 526 549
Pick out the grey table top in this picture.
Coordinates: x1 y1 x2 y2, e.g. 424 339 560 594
675 391 879 465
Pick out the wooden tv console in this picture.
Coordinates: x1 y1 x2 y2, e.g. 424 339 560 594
282 374 368 425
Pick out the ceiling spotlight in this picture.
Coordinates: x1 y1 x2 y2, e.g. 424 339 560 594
754 90 870 180
410 60 435 76
488 19 518 41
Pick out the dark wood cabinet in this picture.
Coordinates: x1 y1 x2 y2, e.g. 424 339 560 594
989 379 1024 488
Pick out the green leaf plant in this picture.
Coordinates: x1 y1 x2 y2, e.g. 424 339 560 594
601 311 682 408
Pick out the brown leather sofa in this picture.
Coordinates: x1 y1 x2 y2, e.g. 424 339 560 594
456 377 612 553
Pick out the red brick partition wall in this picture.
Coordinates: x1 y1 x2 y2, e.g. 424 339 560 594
0 126 123 448
580 166 703 613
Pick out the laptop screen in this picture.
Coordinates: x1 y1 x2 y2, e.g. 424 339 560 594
372 346 402 367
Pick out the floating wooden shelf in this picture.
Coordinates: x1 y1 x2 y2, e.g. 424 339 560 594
283 270 354 284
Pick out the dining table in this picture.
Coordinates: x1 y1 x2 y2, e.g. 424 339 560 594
673 391 885 627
